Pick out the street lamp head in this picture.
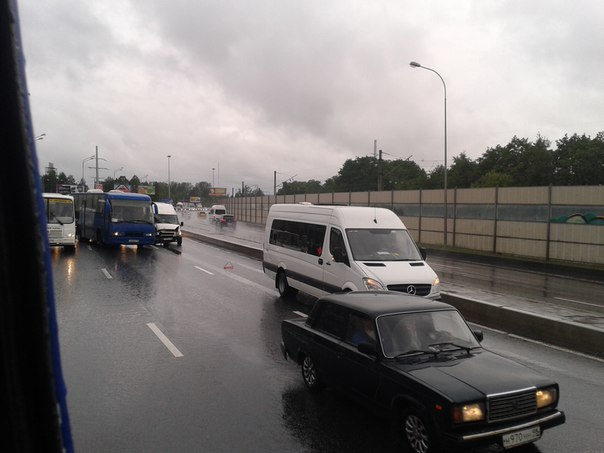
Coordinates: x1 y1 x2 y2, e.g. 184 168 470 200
409 61 422 68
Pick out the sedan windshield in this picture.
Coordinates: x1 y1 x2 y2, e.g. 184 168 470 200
346 228 422 261
377 310 481 358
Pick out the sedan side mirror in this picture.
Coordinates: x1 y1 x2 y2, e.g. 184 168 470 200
358 342 379 358
473 330 484 342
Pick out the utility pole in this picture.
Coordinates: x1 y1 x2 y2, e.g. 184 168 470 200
377 149 384 191
95 146 99 186
274 170 277 196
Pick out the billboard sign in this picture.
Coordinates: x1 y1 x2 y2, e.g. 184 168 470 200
137 185 155 195
209 187 227 196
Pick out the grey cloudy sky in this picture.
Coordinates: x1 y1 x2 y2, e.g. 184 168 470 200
20 0 604 194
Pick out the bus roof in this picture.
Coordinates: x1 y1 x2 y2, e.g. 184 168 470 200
43 193 74 200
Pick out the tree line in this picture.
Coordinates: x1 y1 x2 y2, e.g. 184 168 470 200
42 132 604 202
279 132 604 194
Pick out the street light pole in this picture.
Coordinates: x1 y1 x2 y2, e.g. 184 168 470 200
81 154 95 186
410 61 448 246
167 155 172 200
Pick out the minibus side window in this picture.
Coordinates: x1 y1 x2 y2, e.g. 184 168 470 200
270 219 326 257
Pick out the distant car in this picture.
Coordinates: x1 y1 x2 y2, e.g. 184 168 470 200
217 214 236 230
280 291 565 452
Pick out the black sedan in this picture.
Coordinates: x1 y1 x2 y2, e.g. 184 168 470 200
280 291 565 453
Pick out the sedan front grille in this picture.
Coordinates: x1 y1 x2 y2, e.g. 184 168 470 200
387 284 432 296
488 389 537 422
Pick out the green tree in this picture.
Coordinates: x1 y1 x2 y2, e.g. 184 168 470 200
472 171 514 188
447 152 478 188
477 136 526 184
278 179 323 195
41 167 57 192
425 165 445 189
383 159 427 190
236 185 264 197
553 132 604 185
330 156 379 192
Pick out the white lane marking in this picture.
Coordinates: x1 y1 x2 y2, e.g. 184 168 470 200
194 265 215 275
87 245 92 251
554 296 602 308
146 323 184 358
293 311 308 318
101 268 113 279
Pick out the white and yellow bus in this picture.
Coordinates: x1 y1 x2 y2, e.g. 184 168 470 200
43 193 76 251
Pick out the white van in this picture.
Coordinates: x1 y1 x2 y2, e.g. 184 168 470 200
263 204 440 299
208 204 227 223
152 202 183 246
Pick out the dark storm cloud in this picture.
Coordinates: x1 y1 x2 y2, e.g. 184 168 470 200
18 0 604 192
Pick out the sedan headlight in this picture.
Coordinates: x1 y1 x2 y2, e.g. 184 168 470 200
536 387 558 408
452 402 486 423
362 277 386 291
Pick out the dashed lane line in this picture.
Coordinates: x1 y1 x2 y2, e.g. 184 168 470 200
194 265 215 275
147 323 184 358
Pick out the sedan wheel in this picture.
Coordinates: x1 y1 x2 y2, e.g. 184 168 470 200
401 409 436 453
301 355 322 391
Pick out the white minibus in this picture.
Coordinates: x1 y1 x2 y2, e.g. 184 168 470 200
263 204 440 299
43 193 76 250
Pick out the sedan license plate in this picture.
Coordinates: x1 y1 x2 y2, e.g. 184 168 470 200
502 426 541 449
128 239 139 243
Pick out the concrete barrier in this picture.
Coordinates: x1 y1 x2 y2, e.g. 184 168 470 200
442 293 604 359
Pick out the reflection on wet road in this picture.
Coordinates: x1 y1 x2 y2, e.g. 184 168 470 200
48 237 603 453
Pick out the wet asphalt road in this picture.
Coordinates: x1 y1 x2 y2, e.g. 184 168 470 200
50 240 604 453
